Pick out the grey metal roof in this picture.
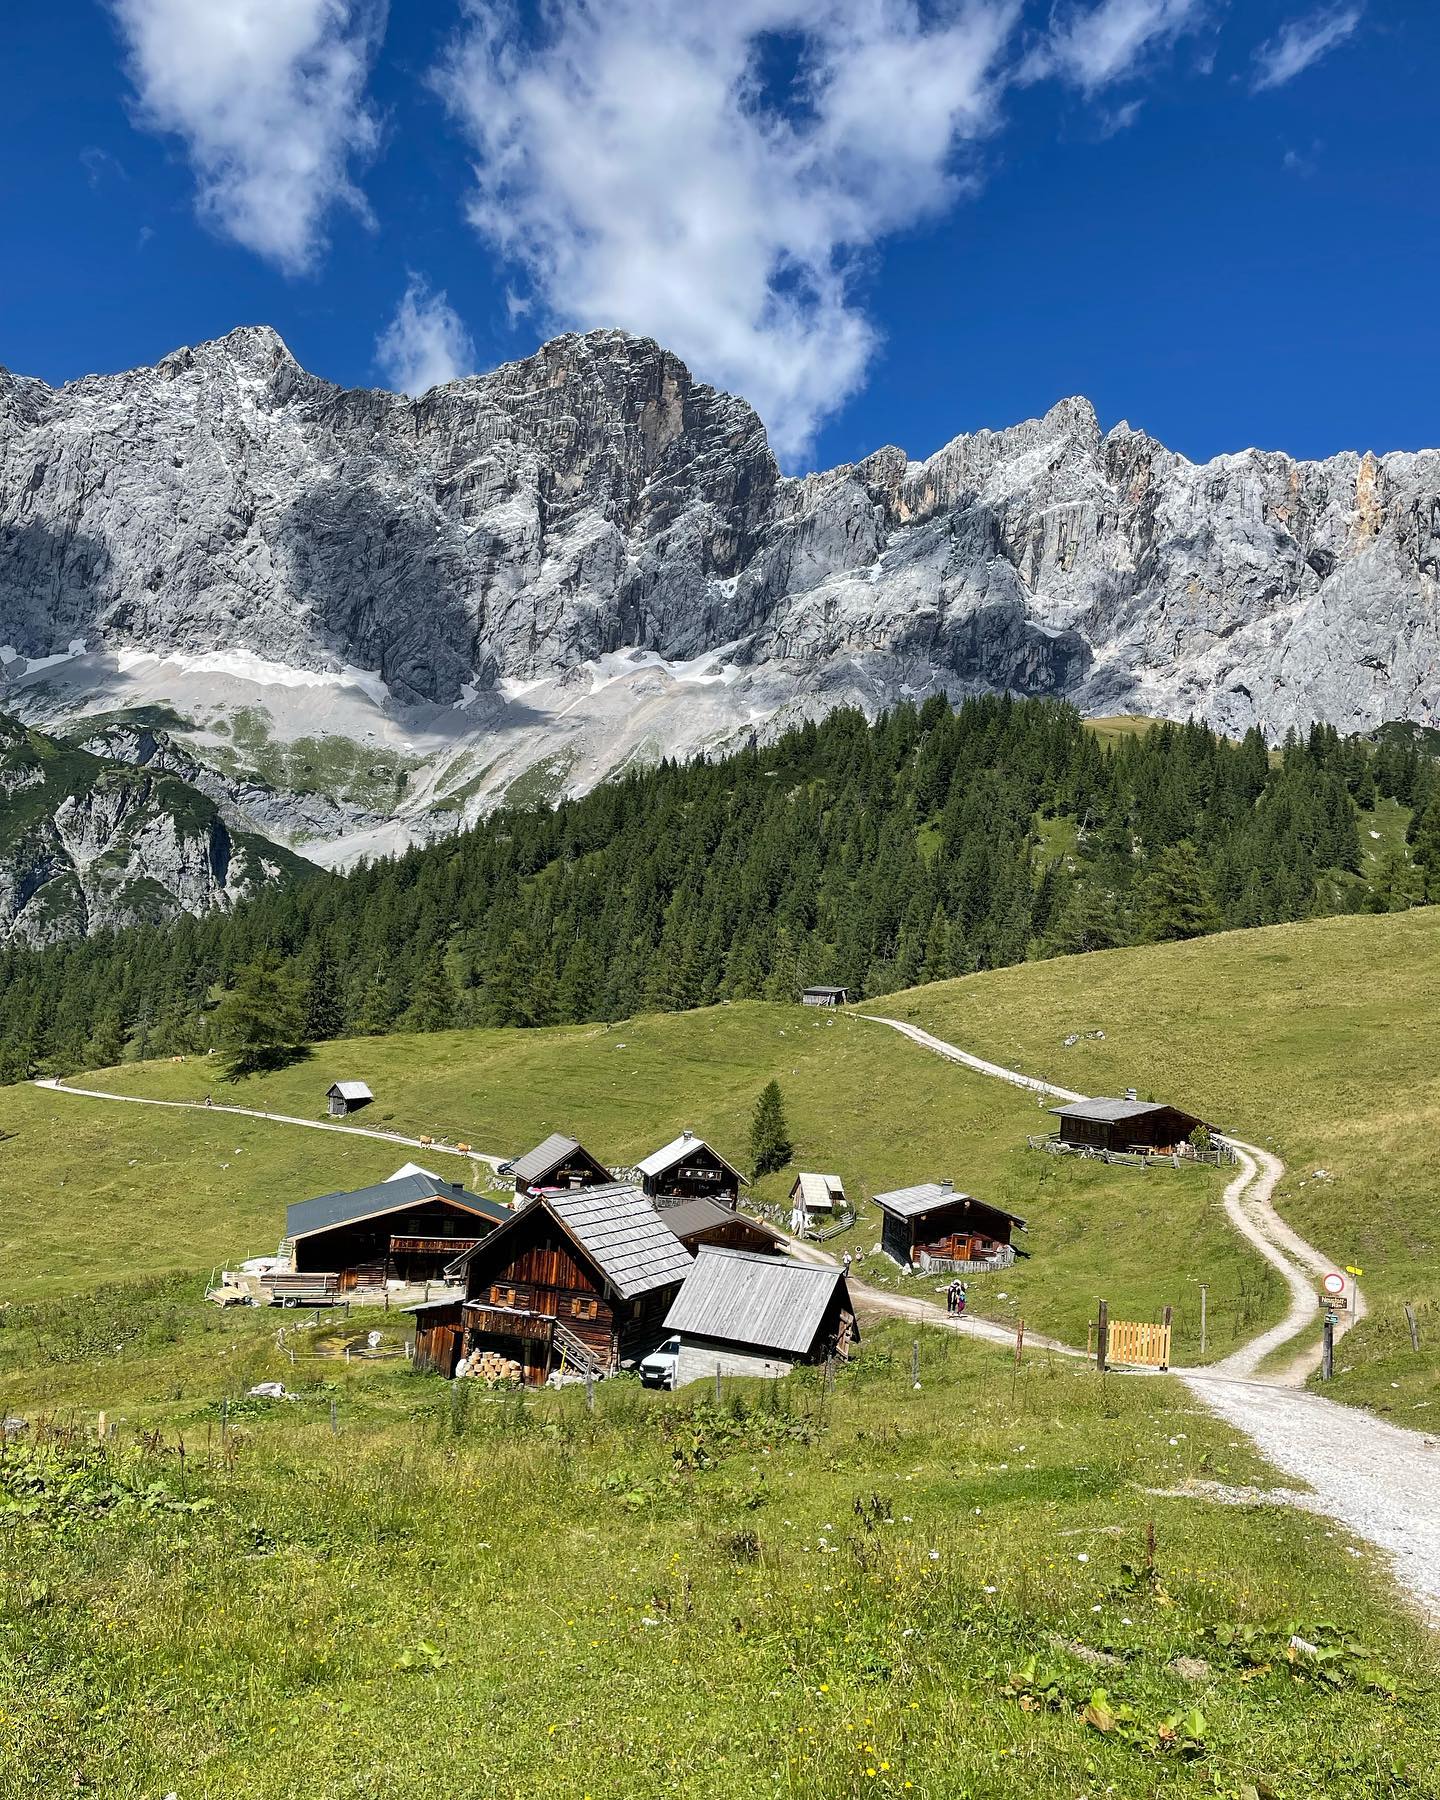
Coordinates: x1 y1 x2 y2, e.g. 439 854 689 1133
636 1131 748 1184
802 986 849 996
664 1248 852 1356
661 1198 784 1244
287 1172 508 1241
1050 1098 1201 1124
547 1183 695 1300
872 1182 1026 1228
327 1080 372 1101
510 1132 604 1184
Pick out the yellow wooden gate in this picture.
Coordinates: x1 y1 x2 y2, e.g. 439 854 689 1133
1105 1319 1171 1369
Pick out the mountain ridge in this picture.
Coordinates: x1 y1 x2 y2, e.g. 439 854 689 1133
2 324 1437 858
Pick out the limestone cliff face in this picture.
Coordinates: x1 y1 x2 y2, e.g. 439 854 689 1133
0 714 315 945
2 325 1438 740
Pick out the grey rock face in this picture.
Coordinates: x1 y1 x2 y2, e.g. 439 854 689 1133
0 713 314 945
2 325 1438 741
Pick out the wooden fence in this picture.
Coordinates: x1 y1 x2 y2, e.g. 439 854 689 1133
1101 1317 1171 1370
1027 1134 1235 1169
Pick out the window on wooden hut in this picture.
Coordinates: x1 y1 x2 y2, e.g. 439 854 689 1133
490 1284 517 1307
570 1298 599 1320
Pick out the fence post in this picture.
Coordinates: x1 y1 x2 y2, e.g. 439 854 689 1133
1405 1303 1420 1352
911 1338 920 1389
1321 1311 1335 1381
714 1363 722 1404
586 1372 595 1414
1161 1304 1173 1371
330 1399 338 1435
1096 1300 1109 1373
1199 1284 1208 1358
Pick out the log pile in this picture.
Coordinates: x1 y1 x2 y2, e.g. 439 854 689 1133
456 1349 522 1385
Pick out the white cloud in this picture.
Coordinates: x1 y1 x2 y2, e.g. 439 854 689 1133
435 1 1021 464
1251 4 1362 93
108 0 385 275
375 276 477 394
1023 0 1206 93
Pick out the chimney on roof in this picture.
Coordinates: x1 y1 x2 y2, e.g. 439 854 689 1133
1125 1087 1138 1102
939 1178 953 1194
682 1127 693 1139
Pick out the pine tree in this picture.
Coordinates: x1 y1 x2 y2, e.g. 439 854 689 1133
1409 793 1440 903
749 1078 792 1177
1136 842 1223 943
405 950 458 1032
215 952 306 1079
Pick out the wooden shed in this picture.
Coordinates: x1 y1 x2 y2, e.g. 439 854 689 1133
662 1248 858 1384
874 1180 1025 1273
507 1131 612 1198
1049 1095 1211 1155
637 1130 748 1207
286 1172 509 1290
801 986 850 1007
419 1183 695 1383
662 1197 786 1257
326 1080 373 1118
789 1171 846 1231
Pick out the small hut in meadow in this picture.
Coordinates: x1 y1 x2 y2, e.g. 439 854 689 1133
326 1080 373 1117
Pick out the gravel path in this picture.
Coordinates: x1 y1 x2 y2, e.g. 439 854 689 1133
30 1077 507 1172
858 1011 1440 1622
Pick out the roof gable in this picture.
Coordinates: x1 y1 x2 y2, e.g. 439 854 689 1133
1050 1098 1205 1125
510 1132 610 1185
327 1080 372 1101
873 1182 1026 1228
453 1183 693 1301
636 1132 748 1184
664 1248 852 1355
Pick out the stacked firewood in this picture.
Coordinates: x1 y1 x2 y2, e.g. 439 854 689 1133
457 1349 522 1384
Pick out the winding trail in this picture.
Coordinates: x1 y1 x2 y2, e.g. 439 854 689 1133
30 1077 507 1173
858 1012 1439 1624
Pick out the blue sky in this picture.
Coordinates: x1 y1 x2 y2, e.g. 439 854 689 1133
4 2 1436 472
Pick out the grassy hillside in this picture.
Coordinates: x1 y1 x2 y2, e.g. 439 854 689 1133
1 1297 1435 1800
11 1002 1276 1361
880 909 1440 1416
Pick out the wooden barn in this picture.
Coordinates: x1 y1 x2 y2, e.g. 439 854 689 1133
789 1171 846 1231
508 1131 612 1198
801 985 850 1007
1050 1095 1212 1155
662 1248 858 1384
413 1183 695 1383
637 1130 748 1207
286 1171 509 1290
874 1180 1025 1272
326 1080 372 1117
662 1196 786 1257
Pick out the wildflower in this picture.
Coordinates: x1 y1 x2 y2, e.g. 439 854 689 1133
1075 1553 1089 1563
982 1585 997 1594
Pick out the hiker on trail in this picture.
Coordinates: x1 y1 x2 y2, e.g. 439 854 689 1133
204 1094 212 1107
955 1282 968 1316
843 1251 853 1278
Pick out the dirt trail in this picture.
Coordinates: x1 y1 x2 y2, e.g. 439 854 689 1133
858 1012 1439 1623
30 1077 506 1172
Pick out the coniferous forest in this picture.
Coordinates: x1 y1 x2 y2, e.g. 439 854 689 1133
2 696 1438 1081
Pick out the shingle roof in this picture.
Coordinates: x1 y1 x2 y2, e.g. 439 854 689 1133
636 1131 748 1184
661 1197 784 1244
1049 1098 1167 1123
546 1183 696 1299
510 1132 605 1185
792 1172 846 1207
327 1080 372 1101
286 1172 508 1241
663 1248 853 1356
872 1182 1026 1228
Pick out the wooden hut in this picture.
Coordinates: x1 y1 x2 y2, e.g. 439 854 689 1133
507 1131 612 1198
801 986 850 1007
661 1248 858 1383
662 1196 786 1256
286 1172 509 1290
1049 1095 1210 1155
326 1080 373 1117
637 1130 748 1207
414 1183 694 1383
874 1180 1025 1272
789 1171 846 1231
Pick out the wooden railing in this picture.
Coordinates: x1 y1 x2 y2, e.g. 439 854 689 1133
917 1245 1016 1275
1103 1318 1171 1369
1027 1134 1235 1168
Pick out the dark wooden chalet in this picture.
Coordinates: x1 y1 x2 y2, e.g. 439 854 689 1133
874 1180 1026 1271
326 1080 372 1117
508 1131 612 1198
411 1183 695 1383
662 1196 785 1257
637 1130 748 1207
286 1172 509 1289
1049 1095 1211 1155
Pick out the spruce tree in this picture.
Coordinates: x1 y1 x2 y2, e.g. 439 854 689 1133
1136 843 1223 943
749 1079 793 1177
215 953 306 1078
